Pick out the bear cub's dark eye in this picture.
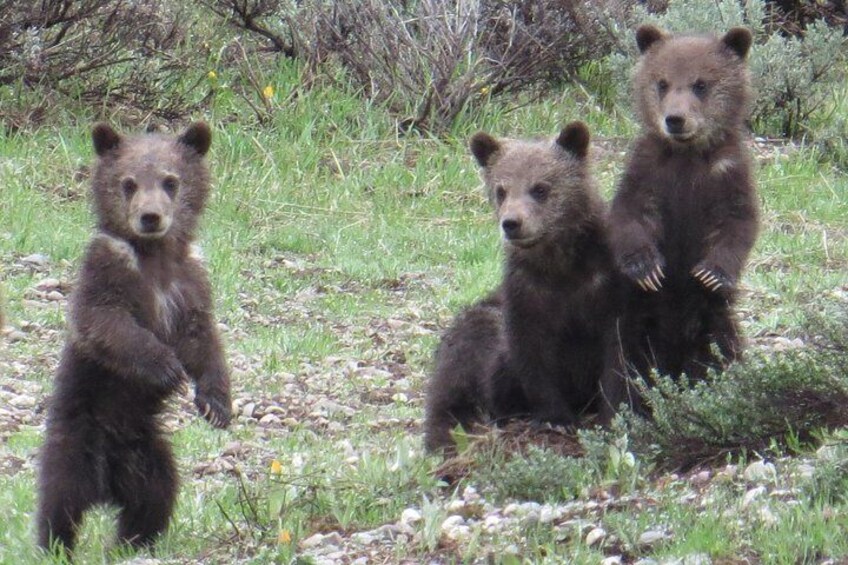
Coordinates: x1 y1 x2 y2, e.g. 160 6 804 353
495 186 506 205
121 178 137 198
529 183 550 202
162 175 180 197
692 79 708 97
657 79 669 96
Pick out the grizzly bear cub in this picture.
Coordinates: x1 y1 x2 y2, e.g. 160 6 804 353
425 122 616 452
600 25 760 420
37 122 232 553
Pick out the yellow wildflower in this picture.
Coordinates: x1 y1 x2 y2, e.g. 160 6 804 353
207 70 217 81
270 459 283 474
278 529 292 544
479 86 491 96
263 85 275 100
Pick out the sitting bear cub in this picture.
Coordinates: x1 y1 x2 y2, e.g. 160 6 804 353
425 122 616 452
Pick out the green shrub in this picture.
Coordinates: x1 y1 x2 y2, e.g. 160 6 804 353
0 1 206 127
473 444 593 503
618 310 848 470
203 0 636 134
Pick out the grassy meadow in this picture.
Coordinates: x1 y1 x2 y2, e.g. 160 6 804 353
1 56 847 564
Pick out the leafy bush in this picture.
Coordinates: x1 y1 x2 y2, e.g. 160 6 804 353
618 309 848 470
204 0 636 134
0 1 204 127
473 444 593 503
605 0 848 138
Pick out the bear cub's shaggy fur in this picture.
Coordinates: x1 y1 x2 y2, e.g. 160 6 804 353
37 122 232 553
600 25 760 420
425 122 616 452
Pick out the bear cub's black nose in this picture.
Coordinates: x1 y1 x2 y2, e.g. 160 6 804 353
501 218 522 238
140 213 161 231
665 115 686 134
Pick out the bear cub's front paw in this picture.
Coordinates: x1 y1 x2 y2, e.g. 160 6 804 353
691 263 733 292
619 248 665 292
194 388 231 429
159 354 189 394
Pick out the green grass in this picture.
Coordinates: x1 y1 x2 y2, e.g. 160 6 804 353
1 55 848 564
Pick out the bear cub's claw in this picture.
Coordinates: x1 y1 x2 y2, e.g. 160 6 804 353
691 264 733 292
160 355 189 394
194 390 231 429
621 249 665 292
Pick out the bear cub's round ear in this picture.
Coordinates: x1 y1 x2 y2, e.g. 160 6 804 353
721 27 752 59
92 123 121 156
469 132 501 168
636 25 667 54
556 121 590 159
179 122 212 157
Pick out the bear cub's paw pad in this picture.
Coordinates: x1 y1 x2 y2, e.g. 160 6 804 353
691 264 733 292
621 250 665 292
195 390 231 429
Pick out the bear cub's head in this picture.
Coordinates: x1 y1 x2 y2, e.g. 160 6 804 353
469 121 592 249
633 25 752 148
90 122 212 244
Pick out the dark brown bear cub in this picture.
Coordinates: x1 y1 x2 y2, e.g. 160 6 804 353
425 122 616 452
600 25 760 421
37 122 232 554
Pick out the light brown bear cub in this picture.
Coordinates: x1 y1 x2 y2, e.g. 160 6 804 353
601 26 760 420
425 122 616 452
37 122 231 554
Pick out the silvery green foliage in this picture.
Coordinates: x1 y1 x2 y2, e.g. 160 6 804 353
607 0 846 138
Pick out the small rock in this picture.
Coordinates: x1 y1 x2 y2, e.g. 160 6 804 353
743 460 777 483
585 527 606 546
7 330 27 342
35 278 61 291
634 560 659 565
742 485 767 509
602 557 622 565
351 531 377 545
9 394 37 408
46 291 64 301
540 505 563 524
300 531 342 550
241 402 256 418
638 529 669 547
462 485 480 502
483 514 502 531
440 515 465 531
391 392 409 403
690 470 711 487
400 508 422 525
503 501 540 516
446 500 467 514
441 515 470 542
22 253 50 267
259 414 281 426
521 509 540 526
222 441 245 457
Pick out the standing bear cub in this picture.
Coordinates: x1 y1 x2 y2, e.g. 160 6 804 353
37 122 232 554
425 122 616 452
600 25 760 420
